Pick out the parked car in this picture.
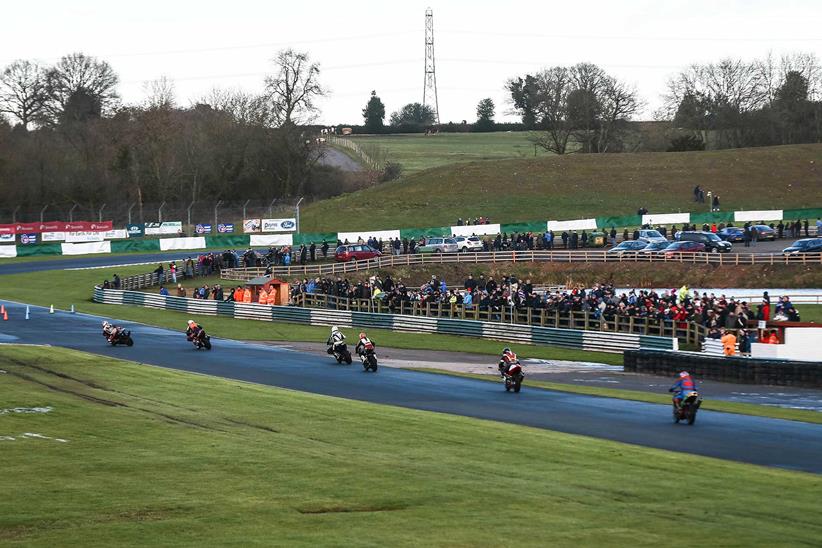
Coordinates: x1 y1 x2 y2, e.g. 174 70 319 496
752 224 776 241
662 241 706 257
783 238 822 255
636 229 668 244
453 235 484 252
717 227 745 242
417 237 459 253
638 240 672 254
334 244 382 262
675 231 732 253
606 240 648 254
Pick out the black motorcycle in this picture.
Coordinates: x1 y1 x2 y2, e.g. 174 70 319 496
188 328 212 350
106 328 134 347
360 348 378 372
328 343 353 364
671 390 702 425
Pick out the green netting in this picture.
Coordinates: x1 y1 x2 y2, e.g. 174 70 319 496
292 232 337 245
400 226 451 239
205 235 251 248
690 211 734 225
500 221 546 233
595 215 642 229
783 207 822 221
110 239 161 253
15 243 63 256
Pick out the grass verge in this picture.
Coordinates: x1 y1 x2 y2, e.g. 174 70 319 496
2 345 821 545
407 369 822 425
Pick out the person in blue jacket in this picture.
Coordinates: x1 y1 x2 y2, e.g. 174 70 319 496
668 371 697 407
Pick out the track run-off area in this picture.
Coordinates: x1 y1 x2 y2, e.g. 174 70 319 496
1 300 821 473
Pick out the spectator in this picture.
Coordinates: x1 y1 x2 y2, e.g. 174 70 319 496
738 329 752 356
816 218 822 236
712 194 720 211
609 227 617 247
309 242 316 262
112 274 121 289
804 219 810 237
176 284 187 297
159 285 169 296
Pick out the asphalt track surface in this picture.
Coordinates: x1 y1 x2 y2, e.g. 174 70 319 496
2 301 821 474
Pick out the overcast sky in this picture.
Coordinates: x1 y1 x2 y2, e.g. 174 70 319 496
3 0 822 124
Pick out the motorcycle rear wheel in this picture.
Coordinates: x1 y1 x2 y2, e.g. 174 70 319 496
345 352 352 365
672 408 680 423
126 337 134 347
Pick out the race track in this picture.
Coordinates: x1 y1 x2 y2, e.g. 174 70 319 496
1 300 821 473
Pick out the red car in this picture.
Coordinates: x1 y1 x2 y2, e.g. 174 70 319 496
334 244 382 262
662 241 706 257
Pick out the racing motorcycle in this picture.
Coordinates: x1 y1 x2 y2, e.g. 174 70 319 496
328 343 353 365
501 362 524 393
187 328 212 350
105 328 134 347
672 391 702 425
359 348 378 372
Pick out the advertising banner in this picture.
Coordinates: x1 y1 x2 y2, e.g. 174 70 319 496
642 213 691 226
42 232 66 242
0 245 17 258
159 237 207 251
546 219 598 232
195 224 212 234
65 231 105 243
261 218 297 232
734 210 783 222
126 224 145 237
0 233 15 243
61 241 112 256
19 233 38 244
15 223 39 234
104 229 128 239
39 221 64 232
337 229 401 243
61 221 113 232
0 224 16 235
250 234 293 247
144 221 182 235
217 223 234 234
450 224 501 237
243 219 262 233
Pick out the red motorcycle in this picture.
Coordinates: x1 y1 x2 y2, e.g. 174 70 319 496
501 362 524 393
672 391 702 425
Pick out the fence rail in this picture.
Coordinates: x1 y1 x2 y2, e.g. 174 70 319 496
220 250 822 278
92 287 677 354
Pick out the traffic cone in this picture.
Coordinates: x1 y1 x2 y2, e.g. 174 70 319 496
0 304 5 315
70 304 75 314
3 310 7 321
49 305 54 314
25 306 30 320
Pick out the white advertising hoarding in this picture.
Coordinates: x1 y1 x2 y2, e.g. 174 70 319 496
546 218 598 232
337 229 401 243
0 245 17 258
159 237 207 251
61 241 112 255
65 231 105 243
144 221 183 235
734 210 783 222
450 224 501 237
250 234 294 247
642 213 691 226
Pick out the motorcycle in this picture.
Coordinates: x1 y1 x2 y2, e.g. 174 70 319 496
672 391 702 425
328 343 353 365
105 328 134 347
187 328 212 350
501 362 524 393
360 348 378 372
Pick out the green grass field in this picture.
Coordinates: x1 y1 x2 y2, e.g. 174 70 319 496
301 142 822 232
3 345 821 546
347 132 551 173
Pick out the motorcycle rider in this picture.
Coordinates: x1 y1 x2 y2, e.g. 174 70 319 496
326 325 346 355
102 320 122 343
185 319 203 341
355 331 375 357
668 371 698 408
498 347 519 376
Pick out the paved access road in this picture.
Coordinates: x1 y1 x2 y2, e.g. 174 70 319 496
1 300 820 474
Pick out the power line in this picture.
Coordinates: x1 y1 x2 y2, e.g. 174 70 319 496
439 28 822 43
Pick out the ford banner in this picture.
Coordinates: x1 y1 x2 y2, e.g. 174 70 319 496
261 218 297 232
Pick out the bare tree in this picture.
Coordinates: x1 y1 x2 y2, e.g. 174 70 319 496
143 76 176 110
529 67 572 154
597 76 641 152
0 60 47 129
264 49 325 127
202 87 276 126
43 52 119 123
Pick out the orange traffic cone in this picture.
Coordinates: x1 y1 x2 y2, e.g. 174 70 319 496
0 304 5 315
2 310 7 321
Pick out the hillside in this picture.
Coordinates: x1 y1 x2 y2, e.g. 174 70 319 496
301 143 822 232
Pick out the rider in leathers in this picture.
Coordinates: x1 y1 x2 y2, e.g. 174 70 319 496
498 347 519 377
669 371 698 408
355 332 375 357
327 326 346 355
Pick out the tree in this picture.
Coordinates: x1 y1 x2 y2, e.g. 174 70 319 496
389 103 435 132
0 60 47 129
264 49 325 127
362 90 386 133
506 75 540 129
43 52 119 124
143 76 176 111
474 98 495 131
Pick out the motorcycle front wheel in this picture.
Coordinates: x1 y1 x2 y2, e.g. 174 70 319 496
344 351 352 365
126 337 134 347
514 378 522 393
687 407 697 425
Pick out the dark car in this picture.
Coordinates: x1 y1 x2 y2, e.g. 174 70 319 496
606 240 647 254
662 241 706 257
783 238 822 255
717 227 745 242
334 244 382 262
638 240 672 254
752 224 776 241
675 231 732 253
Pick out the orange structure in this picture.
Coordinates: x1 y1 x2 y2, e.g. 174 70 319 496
245 276 290 306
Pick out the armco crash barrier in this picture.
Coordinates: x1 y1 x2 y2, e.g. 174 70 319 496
93 288 677 354
624 349 822 388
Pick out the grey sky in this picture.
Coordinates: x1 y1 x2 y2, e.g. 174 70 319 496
2 0 821 124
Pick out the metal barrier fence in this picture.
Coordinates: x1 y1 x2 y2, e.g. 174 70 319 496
220 250 822 278
119 264 209 290
92 287 678 354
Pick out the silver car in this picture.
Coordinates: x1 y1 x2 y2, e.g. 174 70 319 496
418 237 459 253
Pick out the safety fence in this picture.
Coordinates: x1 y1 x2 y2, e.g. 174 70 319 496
220 249 822 279
92 287 678 354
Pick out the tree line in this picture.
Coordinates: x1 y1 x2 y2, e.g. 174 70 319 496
0 50 357 218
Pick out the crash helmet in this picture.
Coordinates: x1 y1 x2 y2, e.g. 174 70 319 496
331 325 339 333
502 347 511 354
679 371 690 378
102 321 110 328
359 332 367 339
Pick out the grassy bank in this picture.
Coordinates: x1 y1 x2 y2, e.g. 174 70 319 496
2 345 820 545
301 143 822 232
